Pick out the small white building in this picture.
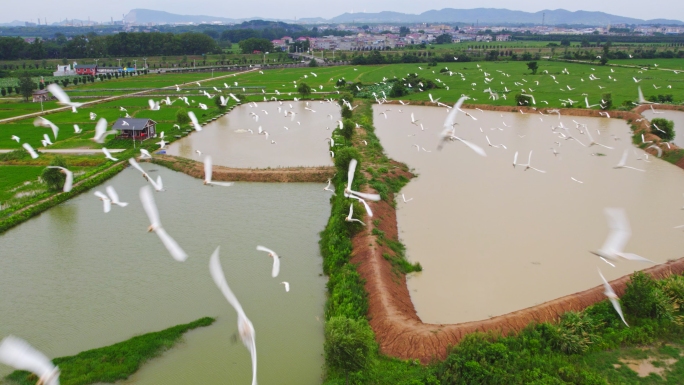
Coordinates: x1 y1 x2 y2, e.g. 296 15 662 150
53 64 76 77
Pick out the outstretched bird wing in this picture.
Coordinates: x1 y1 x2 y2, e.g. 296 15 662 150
0 336 59 385
601 208 631 254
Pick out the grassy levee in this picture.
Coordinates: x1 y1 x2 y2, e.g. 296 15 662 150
3 317 215 385
321 97 684 384
0 157 128 234
320 99 430 384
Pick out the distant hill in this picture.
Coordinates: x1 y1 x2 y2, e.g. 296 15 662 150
317 8 683 26
123 9 241 24
0 20 28 27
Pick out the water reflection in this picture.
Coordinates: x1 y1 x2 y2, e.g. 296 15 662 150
0 164 329 384
374 104 684 324
167 101 338 168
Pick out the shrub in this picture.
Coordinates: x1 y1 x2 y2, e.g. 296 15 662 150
333 147 362 173
176 109 190 125
515 93 532 107
601 93 613 110
389 81 408 98
340 118 355 141
651 118 675 141
341 105 352 119
41 156 68 191
622 271 674 321
324 316 376 374
548 311 601 354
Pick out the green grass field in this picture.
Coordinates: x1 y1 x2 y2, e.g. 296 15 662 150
1 59 682 150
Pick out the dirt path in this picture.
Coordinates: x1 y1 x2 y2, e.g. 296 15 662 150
150 155 335 183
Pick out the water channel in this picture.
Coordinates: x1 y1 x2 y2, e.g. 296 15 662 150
166 101 337 168
0 163 329 384
374 104 684 324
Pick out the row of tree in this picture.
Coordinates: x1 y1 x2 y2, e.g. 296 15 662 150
0 32 221 60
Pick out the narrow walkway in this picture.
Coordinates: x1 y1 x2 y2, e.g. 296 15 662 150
0 148 126 154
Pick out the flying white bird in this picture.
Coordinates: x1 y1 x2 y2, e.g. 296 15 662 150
33 117 59 140
140 186 187 262
148 99 160 111
11 135 20 142
106 186 128 207
46 166 73 192
281 282 290 292
324 179 335 195
93 118 114 144
209 247 257 385
102 147 118 161
345 203 365 225
517 151 546 173
0 336 60 385
345 159 381 201
22 143 38 159
47 83 83 111
401 194 413 203
94 190 112 213
613 149 645 172
90 112 97 120
139 149 152 159
597 268 629 326
73 124 82 134
591 208 654 266
203 156 234 187
256 245 281 278
188 111 202 131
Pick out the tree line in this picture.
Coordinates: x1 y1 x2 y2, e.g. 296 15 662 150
0 32 221 60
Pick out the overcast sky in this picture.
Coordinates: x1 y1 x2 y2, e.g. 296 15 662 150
4 1 682 24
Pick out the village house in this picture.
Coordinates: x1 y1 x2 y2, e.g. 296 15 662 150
74 64 97 76
112 118 157 140
32 89 51 103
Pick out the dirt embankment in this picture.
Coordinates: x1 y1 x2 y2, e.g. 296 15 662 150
149 155 335 183
353 186 684 363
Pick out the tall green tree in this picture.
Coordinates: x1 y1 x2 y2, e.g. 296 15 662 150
297 82 311 97
18 71 35 102
42 156 68 191
526 61 539 74
651 118 675 141
238 38 274 54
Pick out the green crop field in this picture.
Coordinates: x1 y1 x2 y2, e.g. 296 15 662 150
1 59 683 150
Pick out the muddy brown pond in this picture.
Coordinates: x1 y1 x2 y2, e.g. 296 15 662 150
374 104 684 324
167 101 337 168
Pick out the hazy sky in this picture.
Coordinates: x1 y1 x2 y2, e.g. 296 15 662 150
4 1 682 23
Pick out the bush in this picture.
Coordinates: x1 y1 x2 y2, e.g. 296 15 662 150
340 118 355 140
548 311 601 354
651 118 675 141
176 109 190 125
41 156 68 191
341 105 352 119
622 271 674 321
324 316 376 374
333 147 362 173
297 82 311 97
601 93 613 110
309 58 318 67
389 81 408 98
515 93 532 107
